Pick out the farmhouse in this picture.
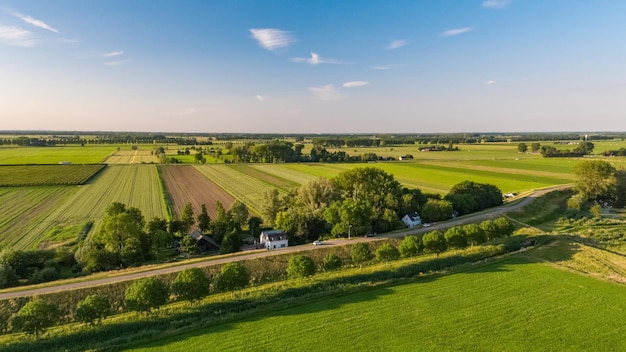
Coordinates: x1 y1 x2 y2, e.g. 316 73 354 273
402 213 422 228
259 230 289 250
190 229 220 252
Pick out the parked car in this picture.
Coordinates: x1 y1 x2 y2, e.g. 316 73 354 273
313 240 323 246
422 223 431 228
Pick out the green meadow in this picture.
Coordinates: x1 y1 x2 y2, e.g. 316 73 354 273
0 146 116 164
128 256 626 352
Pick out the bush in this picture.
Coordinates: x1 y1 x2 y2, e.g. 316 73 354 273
29 267 60 284
75 294 111 326
287 255 316 279
124 277 169 314
375 243 400 262
398 235 421 258
351 242 373 268
215 262 250 292
171 268 210 304
322 253 342 271
10 299 60 336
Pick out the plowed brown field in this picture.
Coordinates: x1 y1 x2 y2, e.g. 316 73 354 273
160 165 235 218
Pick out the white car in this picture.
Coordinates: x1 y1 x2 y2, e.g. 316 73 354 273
313 240 323 246
422 223 431 228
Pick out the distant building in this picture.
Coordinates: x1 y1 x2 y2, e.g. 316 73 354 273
59 161 72 165
190 229 220 252
402 213 422 228
259 230 289 250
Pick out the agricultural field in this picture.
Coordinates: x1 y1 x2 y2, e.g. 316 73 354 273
159 165 235 218
0 187 78 249
0 146 116 164
129 256 626 351
105 149 160 164
0 165 104 186
0 165 168 249
194 165 281 215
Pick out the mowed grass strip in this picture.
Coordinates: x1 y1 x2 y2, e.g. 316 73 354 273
0 187 77 249
128 258 626 352
0 165 104 186
159 165 235 219
228 164 300 191
0 146 116 164
105 150 159 164
249 164 318 185
193 165 279 215
20 165 168 243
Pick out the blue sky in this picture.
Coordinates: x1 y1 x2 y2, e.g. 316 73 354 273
1 0 625 133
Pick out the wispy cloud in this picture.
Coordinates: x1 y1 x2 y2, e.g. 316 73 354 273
343 81 369 88
387 39 408 50
102 51 124 58
104 59 130 66
249 28 297 51
440 27 474 37
256 95 265 101
309 84 343 101
370 64 399 70
485 80 496 85
482 0 511 9
12 12 59 33
0 25 35 47
291 52 350 65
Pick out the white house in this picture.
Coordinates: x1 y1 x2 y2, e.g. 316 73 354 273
402 213 422 228
259 230 289 250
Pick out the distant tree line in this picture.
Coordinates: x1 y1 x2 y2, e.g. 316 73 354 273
540 141 594 157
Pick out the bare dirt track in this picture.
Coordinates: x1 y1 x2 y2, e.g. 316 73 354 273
160 165 235 218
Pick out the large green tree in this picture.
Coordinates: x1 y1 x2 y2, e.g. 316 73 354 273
398 235 421 257
573 160 618 204
444 226 468 249
197 204 211 233
375 243 400 263
350 242 373 268
421 199 453 222
445 181 503 216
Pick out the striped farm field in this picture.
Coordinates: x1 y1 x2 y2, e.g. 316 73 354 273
193 165 281 215
0 146 116 164
1 165 168 248
0 187 78 249
249 164 318 185
0 164 105 186
105 149 160 164
228 164 299 191
159 165 235 219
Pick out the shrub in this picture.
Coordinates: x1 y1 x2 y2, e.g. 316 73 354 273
171 268 210 304
215 262 250 292
375 243 400 263
398 235 421 258
75 294 111 326
322 253 342 271
124 277 169 314
287 255 316 279
351 242 373 268
10 299 60 336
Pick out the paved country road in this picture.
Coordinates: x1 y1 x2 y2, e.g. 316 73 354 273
0 185 569 300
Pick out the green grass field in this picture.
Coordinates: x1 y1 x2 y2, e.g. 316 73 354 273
128 255 626 351
0 165 104 186
0 146 116 164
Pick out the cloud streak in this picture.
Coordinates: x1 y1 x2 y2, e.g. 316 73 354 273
485 80 495 85
291 52 350 65
309 84 343 101
440 27 474 37
104 59 130 66
12 12 59 33
482 0 511 9
249 28 297 51
256 95 265 101
102 51 124 58
387 39 408 50
343 81 369 88
0 25 35 47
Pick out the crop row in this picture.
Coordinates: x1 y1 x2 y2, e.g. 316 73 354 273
0 165 105 187
193 165 281 215
0 165 168 249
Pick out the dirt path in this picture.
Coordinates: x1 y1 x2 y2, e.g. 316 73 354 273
0 185 569 300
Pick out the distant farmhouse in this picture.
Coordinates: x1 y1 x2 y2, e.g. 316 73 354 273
259 230 289 250
190 229 220 253
402 213 422 228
